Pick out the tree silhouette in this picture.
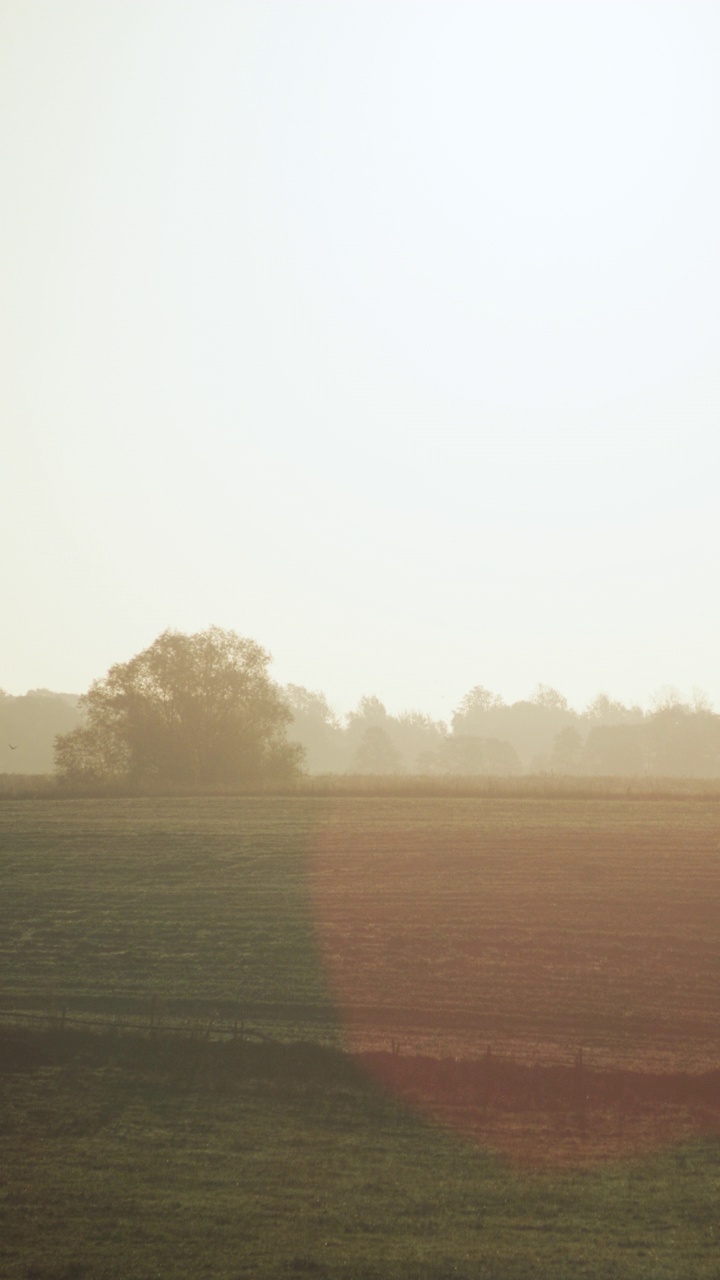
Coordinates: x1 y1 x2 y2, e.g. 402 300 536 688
55 627 302 788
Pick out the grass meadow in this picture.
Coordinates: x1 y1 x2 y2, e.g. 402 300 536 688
1 793 720 1277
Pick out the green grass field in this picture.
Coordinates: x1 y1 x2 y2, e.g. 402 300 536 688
2 1027 720 1280
1 794 719 1277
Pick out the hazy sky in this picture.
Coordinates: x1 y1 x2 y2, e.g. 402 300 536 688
3 0 719 718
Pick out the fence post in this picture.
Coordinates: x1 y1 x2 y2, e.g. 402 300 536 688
574 1047 587 1134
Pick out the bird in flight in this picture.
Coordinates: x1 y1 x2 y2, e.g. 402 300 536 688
8 744 18 750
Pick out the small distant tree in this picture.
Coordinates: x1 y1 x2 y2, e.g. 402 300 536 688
283 685 344 773
645 701 720 777
532 684 569 712
549 725 584 774
442 734 490 775
583 693 644 725
352 725 403 775
346 696 388 730
582 723 647 775
344 696 390 768
388 711 447 771
428 734 521 776
54 627 302 788
451 686 505 730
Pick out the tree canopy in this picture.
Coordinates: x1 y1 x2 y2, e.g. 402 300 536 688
55 627 302 788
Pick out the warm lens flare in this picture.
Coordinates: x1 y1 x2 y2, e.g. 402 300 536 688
310 803 720 1167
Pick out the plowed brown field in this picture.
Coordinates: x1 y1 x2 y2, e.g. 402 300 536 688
2 793 719 1162
308 795 720 1162
310 797 720 1069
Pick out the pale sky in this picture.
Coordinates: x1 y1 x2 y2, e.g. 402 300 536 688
2 0 719 719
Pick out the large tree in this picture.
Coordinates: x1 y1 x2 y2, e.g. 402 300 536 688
55 627 303 788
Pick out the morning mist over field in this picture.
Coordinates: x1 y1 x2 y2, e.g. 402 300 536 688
2 0 719 718
4 10 720 1274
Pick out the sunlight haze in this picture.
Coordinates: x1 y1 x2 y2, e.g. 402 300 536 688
2 0 719 719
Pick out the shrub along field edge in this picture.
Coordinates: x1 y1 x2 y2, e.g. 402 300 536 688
4 771 720 799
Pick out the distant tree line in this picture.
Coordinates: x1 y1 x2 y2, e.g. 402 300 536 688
0 689 79 774
284 683 720 779
2 629 720 785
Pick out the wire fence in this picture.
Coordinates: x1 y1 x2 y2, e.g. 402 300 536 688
0 1005 274 1043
